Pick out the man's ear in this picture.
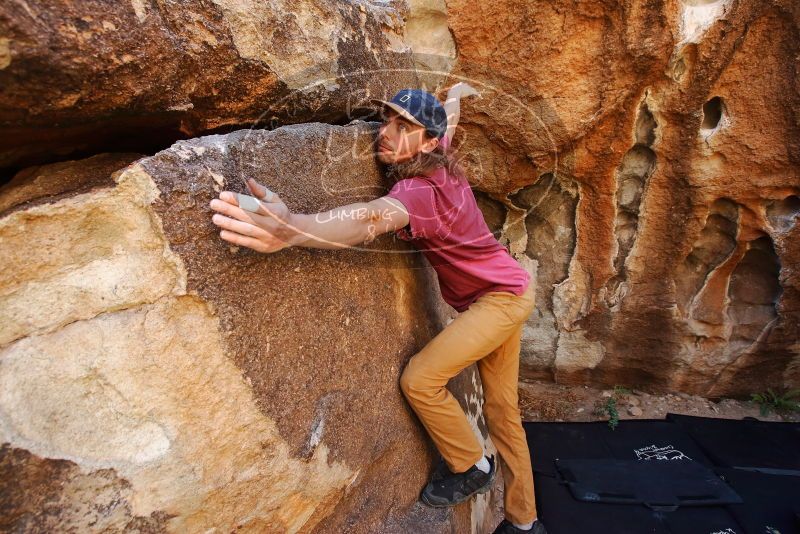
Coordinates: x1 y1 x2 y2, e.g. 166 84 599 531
420 135 439 154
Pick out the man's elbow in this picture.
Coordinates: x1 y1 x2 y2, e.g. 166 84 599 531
359 212 384 246
357 206 403 246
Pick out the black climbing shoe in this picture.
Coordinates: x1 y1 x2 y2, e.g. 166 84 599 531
492 518 548 534
430 457 454 482
421 455 496 507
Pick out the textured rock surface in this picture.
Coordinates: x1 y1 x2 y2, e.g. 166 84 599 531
0 0 418 169
443 0 800 396
405 0 456 87
2 0 800 529
0 122 498 532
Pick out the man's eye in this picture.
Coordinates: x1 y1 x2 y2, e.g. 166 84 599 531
399 123 407 130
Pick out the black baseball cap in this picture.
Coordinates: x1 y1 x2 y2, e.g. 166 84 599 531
370 89 448 140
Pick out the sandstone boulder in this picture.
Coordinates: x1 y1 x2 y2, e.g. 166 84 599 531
0 122 499 533
0 0 419 169
442 0 800 396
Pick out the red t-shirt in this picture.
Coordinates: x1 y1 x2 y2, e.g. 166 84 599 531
385 134 531 312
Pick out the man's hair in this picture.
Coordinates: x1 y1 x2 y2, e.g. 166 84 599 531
382 134 467 183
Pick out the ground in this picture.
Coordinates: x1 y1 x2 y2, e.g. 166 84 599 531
518 380 800 424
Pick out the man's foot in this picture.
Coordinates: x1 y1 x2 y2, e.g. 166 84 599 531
421 455 496 507
430 457 454 482
492 518 548 534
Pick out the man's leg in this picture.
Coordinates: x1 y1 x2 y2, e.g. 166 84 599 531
477 283 537 525
400 289 530 473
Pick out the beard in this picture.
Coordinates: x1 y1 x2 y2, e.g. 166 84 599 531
380 147 450 183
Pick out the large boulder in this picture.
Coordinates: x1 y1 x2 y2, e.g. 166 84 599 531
8 0 800 529
0 0 419 168
0 122 501 533
442 0 800 396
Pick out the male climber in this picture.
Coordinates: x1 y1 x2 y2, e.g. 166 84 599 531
208 85 547 534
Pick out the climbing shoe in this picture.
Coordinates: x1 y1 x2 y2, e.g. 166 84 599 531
492 518 548 534
421 455 496 507
430 457 454 482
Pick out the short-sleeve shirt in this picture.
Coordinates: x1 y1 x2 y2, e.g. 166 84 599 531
385 134 531 312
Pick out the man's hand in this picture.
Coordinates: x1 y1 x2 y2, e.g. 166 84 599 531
446 82 480 101
209 177 297 254
443 82 480 140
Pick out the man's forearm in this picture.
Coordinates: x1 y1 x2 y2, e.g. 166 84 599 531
283 203 376 249
444 89 462 138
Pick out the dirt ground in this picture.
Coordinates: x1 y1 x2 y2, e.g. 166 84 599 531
517 379 800 423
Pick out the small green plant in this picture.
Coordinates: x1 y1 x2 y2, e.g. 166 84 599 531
603 397 620 430
593 386 627 430
750 388 800 416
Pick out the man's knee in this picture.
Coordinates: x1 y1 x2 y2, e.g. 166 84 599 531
399 360 435 398
399 365 419 397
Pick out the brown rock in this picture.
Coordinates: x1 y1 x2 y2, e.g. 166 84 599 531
0 0 419 168
441 0 800 396
0 444 172 532
0 122 496 532
628 406 644 417
0 153 142 215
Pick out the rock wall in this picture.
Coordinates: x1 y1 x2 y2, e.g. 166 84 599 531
0 0 417 169
444 0 800 396
0 122 498 532
1 0 799 530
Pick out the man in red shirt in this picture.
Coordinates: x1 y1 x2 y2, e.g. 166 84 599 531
209 86 546 534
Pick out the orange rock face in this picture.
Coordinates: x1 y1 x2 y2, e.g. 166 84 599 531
444 0 799 396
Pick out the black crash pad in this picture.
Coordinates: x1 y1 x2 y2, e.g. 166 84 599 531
554 458 742 510
533 474 672 534
525 419 714 477
718 468 800 534
533 473 745 534
523 416 800 534
667 413 800 473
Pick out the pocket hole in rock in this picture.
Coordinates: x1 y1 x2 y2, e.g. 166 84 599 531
701 96 724 131
766 195 800 234
726 236 781 353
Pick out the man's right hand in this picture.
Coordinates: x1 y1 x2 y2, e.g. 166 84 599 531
210 178 298 254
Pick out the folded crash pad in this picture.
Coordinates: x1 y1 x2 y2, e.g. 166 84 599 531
533 473 673 534
554 458 742 510
533 472 745 534
525 419 714 477
524 416 800 534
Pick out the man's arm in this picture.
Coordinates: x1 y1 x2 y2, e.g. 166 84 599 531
286 196 409 249
443 82 480 140
211 180 410 253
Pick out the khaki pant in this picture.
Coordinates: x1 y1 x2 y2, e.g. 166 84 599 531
400 281 537 524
